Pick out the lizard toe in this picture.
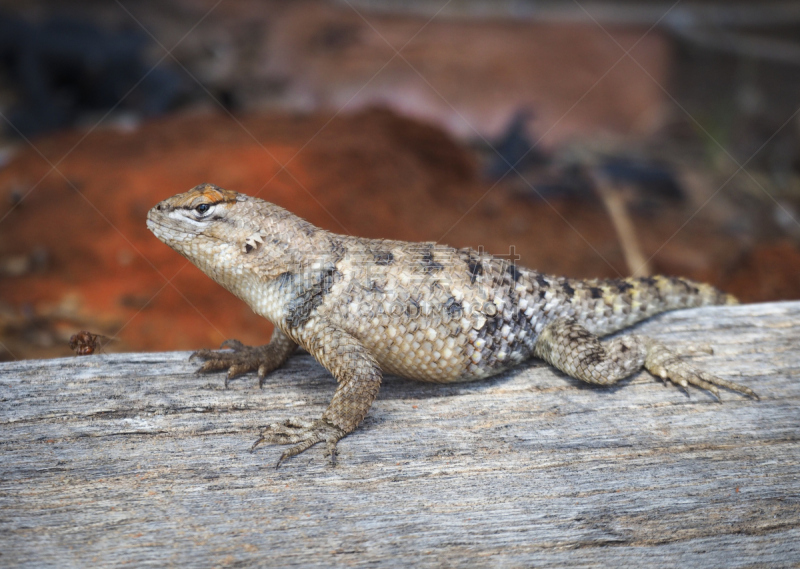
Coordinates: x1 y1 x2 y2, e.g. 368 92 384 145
188 348 217 362
249 419 346 467
673 343 714 356
643 339 757 400
190 342 274 387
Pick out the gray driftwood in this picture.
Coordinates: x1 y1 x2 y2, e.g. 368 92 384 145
2 302 799 568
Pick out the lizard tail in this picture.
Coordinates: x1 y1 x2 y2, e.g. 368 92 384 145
622 275 737 310
675 277 737 307
557 274 737 337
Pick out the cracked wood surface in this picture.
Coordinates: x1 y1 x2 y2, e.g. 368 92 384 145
1 301 799 568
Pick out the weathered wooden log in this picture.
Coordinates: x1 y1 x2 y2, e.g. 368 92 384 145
2 301 799 567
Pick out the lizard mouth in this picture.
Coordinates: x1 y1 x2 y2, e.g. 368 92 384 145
145 209 160 231
146 209 173 241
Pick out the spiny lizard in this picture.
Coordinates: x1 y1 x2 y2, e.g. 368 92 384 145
147 184 758 466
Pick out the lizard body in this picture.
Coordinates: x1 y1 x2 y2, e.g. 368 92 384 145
147 184 757 465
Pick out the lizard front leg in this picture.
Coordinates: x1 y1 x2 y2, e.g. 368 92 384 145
190 327 297 388
251 323 382 466
533 317 758 399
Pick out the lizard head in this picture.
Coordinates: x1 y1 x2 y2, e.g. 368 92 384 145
147 183 243 250
147 183 321 283
147 183 270 271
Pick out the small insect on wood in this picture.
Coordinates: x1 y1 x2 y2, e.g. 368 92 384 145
69 331 113 356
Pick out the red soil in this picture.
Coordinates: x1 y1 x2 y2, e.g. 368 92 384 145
0 108 796 360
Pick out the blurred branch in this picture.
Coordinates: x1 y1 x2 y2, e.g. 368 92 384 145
342 1 800 27
592 170 652 278
671 27 800 66
345 0 800 67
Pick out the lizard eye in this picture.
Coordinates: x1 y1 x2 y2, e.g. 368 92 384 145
189 202 217 221
192 203 217 219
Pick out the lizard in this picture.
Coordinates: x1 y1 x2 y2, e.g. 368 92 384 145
146 183 758 466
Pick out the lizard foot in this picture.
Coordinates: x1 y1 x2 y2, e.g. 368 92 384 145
642 338 758 401
190 339 274 388
250 418 346 467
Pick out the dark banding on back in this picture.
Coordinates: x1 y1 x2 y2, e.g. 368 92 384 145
506 264 521 282
421 245 444 273
373 250 394 266
467 258 484 284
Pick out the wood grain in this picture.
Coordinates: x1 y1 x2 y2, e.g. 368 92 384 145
2 302 799 567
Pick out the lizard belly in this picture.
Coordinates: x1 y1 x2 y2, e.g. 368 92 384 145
351 313 532 384
360 317 473 383
326 299 539 383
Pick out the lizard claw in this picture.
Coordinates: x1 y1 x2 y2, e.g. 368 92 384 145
249 418 346 467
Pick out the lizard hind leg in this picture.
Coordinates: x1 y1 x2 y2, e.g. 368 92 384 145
533 317 647 386
532 317 758 399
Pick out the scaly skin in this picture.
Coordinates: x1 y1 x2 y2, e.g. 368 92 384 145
147 184 758 466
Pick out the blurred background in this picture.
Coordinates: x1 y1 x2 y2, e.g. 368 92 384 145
1 0 799 360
